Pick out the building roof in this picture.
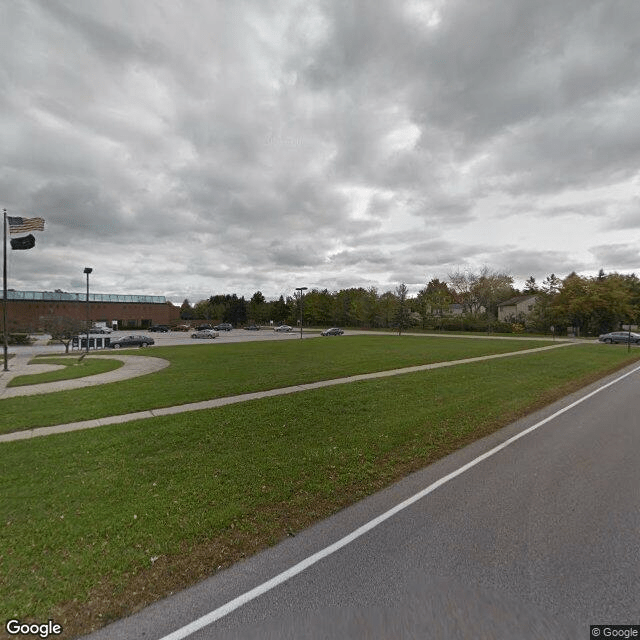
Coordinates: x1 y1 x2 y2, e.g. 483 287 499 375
0 290 168 304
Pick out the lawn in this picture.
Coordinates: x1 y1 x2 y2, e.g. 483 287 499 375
7 356 123 387
0 341 638 639
0 335 553 434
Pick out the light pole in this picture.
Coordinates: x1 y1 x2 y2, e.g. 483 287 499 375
84 267 92 353
295 286 307 339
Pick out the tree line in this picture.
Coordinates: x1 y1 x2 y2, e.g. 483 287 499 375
526 270 640 336
181 268 640 336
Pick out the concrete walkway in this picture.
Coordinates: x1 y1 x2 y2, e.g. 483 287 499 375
0 352 170 399
0 342 574 443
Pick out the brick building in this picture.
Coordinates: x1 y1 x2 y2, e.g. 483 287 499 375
0 290 181 332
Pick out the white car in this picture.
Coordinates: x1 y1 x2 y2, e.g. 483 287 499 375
191 329 219 339
274 325 293 332
89 326 113 334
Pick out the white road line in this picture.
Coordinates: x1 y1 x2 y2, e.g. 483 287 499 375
158 362 640 640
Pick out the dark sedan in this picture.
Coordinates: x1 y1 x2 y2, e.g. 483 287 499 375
108 335 155 349
243 325 261 330
149 325 170 332
598 331 640 344
214 323 233 331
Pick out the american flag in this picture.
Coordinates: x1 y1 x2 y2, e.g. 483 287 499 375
7 216 45 234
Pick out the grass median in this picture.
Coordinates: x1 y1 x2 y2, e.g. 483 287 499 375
0 335 552 434
7 356 123 388
1 343 638 638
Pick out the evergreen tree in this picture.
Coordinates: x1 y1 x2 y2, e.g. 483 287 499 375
523 277 539 294
180 299 194 320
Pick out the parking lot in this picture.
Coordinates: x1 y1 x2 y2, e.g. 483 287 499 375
0 327 321 361
142 327 313 346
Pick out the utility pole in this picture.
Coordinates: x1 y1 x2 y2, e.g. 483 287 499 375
295 286 307 339
84 267 92 353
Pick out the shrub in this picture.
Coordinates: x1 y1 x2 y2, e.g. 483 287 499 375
3 333 33 345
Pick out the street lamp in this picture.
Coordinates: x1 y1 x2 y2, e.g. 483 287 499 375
84 267 92 354
295 287 308 339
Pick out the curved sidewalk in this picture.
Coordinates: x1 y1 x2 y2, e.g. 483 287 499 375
0 353 170 399
0 343 573 443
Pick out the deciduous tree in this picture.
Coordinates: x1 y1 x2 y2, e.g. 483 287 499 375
393 283 411 335
41 316 84 353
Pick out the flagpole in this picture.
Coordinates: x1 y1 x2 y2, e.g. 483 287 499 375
3 208 8 371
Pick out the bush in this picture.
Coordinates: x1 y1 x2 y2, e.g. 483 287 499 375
2 333 34 345
440 317 467 331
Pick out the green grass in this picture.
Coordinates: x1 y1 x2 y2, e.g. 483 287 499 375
7 356 123 387
0 335 553 434
0 343 638 637
338 326 556 339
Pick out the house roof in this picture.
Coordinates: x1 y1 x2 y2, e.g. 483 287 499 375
497 294 538 307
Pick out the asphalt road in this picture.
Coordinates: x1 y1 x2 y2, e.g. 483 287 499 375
82 360 640 640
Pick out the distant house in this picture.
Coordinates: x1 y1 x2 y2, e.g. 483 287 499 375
424 301 486 317
497 295 538 323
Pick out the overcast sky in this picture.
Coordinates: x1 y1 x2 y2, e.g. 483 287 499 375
1 0 638 304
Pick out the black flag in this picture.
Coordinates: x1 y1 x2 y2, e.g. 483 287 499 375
10 234 36 250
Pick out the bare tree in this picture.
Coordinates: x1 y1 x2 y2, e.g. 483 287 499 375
448 267 515 317
469 266 515 318
41 316 85 353
447 269 473 314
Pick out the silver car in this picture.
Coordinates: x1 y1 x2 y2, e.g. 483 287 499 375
321 327 344 336
598 331 640 344
191 329 219 339
274 325 293 332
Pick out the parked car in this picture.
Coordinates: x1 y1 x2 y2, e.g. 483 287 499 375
243 325 261 331
214 323 233 331
321 327 344 336
191 329 219 339
174 324 192 332
108 335 155 348
274 325 292 332
149 325 170 332
598 331 640 344
196 324 214 330
89 326 112 334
